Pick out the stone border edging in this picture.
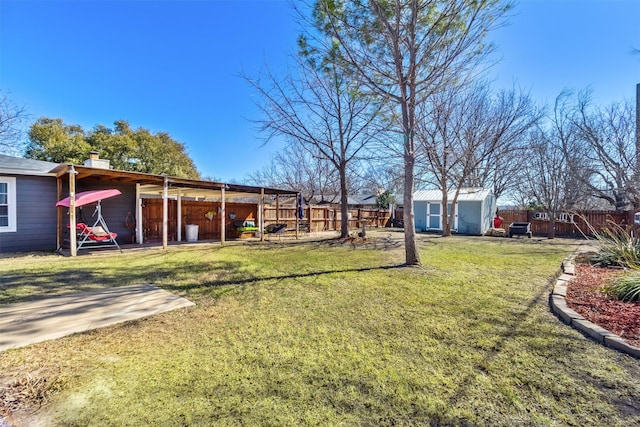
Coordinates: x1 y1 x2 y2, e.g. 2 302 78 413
550 250 640 359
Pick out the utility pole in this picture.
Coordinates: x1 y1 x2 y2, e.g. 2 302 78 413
635 83 640 214
636 83 640 159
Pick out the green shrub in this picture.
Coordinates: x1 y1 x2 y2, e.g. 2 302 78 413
604 272 640 302
584 218 640 268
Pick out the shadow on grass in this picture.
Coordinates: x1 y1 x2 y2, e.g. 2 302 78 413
442 268 640 420
0 259 408 305
161 263 407 293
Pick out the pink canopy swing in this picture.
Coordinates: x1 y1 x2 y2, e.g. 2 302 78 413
56 189 122 252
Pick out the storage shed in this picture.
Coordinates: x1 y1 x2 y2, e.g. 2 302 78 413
413 188 496 235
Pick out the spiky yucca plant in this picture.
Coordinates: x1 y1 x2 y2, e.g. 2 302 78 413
604 273 640 302
580 217 640 268
576 214 640 302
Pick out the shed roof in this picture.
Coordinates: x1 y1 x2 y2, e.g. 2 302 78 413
414 188 493 202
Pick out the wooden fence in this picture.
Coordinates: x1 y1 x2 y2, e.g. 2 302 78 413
142 199 393 242
143 199 635 240
375 207 634 237
498 209 635 237
263 206 392 232
142 199 257 241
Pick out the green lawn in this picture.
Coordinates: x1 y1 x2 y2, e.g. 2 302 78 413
1 231 639 426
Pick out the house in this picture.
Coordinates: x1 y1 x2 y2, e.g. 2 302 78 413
413 188 496 235
0 155 60 252
0 154 296 254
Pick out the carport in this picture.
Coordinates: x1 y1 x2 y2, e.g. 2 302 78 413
50 164 299 256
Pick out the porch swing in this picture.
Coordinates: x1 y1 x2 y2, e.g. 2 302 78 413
56 189 122 252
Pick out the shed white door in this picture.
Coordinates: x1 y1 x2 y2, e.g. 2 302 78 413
427 202 458 231
427 202 441 230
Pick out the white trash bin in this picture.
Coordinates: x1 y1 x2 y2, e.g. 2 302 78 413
185 224 199 242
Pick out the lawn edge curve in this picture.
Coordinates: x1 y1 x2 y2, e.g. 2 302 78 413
550 248 640 359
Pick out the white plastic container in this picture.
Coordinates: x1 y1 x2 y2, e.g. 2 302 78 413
185 224 199 242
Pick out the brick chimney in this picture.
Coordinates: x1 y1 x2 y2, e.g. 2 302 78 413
83 151 111 169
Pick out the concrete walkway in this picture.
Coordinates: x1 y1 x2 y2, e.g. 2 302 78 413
0 284 194 352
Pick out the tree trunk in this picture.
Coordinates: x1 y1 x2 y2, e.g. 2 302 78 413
548 217 556 239
441 189 451 237
339 166 349 238
403 151 421 266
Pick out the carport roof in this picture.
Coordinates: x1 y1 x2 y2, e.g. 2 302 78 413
49 163 298 198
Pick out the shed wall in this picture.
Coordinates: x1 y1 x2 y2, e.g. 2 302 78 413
414 201 427 231
457 201 481 235
482 194 496 234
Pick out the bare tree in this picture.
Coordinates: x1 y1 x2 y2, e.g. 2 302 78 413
245 51 384 238
246 142 341 203
521 95 586 238
416 83 539 236
570 92 640 210
522 131 578 238
307 0 512 264
465 87 542 202
357 159 404 196
0 91 28 156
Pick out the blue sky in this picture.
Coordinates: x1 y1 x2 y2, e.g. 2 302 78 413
1 0 639 182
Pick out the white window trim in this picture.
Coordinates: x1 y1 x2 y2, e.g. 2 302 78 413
0 177 17 233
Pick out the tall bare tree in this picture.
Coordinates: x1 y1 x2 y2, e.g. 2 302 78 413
245 51 384 238
308 0 512 264
521 94 586 238
522 131 580 238
464 87 542 202
416 83 539 236
570 92 640 210
0 91 28 156
246 142 341 204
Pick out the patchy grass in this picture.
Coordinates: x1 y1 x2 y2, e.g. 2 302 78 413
1 232 639 426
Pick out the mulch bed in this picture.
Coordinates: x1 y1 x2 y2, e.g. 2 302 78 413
566 264 640 348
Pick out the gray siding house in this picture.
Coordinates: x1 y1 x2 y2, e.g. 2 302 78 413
0 155 137 253
413 188 496 235
0 155 60 252
1 154 297 254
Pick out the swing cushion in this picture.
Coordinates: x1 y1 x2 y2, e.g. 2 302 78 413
77 223 117 241
89 226 109 237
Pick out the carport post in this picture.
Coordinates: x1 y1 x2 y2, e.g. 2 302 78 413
259 188 264 242
162 175 168 250
177 189 182 242
295 192 300 240
221 186 226 245
69 166 77 257
56 178 62 251
136 184 143 245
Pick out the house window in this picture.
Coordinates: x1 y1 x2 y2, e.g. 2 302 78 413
557 213 574 223
0 177 17 232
